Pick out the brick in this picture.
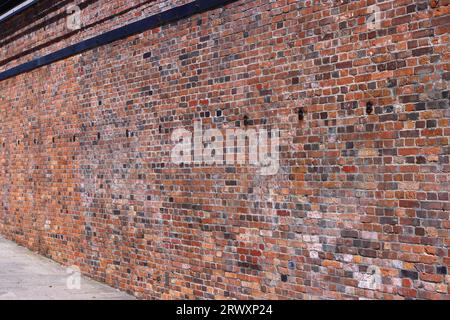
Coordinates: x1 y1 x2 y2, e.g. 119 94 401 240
341 230 359 239
412 47 433 56
401 270 419 280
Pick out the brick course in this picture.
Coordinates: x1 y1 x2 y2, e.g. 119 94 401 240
0 0 449 299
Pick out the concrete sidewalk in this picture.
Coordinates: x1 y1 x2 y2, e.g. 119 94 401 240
0 236 135 300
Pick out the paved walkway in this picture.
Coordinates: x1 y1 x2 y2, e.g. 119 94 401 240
0 236 135 300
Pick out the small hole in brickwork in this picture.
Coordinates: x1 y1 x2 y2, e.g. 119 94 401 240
243 115 251 126
281 274 288 282
298 107 305 121
126 129 130 138
366 101 374 115
97 132 101 140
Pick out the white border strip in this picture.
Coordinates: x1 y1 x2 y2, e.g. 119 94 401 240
0 0 38 24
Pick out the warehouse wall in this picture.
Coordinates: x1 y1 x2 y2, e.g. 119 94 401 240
0 0 449 299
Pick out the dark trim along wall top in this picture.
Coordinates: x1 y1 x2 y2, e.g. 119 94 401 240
0 0 39 25
0 0 238 82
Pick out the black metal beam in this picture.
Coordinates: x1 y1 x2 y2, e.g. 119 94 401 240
0 0 238 82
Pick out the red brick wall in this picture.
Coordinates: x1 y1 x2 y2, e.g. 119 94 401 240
0 0 449 299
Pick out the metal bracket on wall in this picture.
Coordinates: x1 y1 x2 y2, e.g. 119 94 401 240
0 0 239 82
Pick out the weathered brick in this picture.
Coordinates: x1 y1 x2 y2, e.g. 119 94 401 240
401 270 419 280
